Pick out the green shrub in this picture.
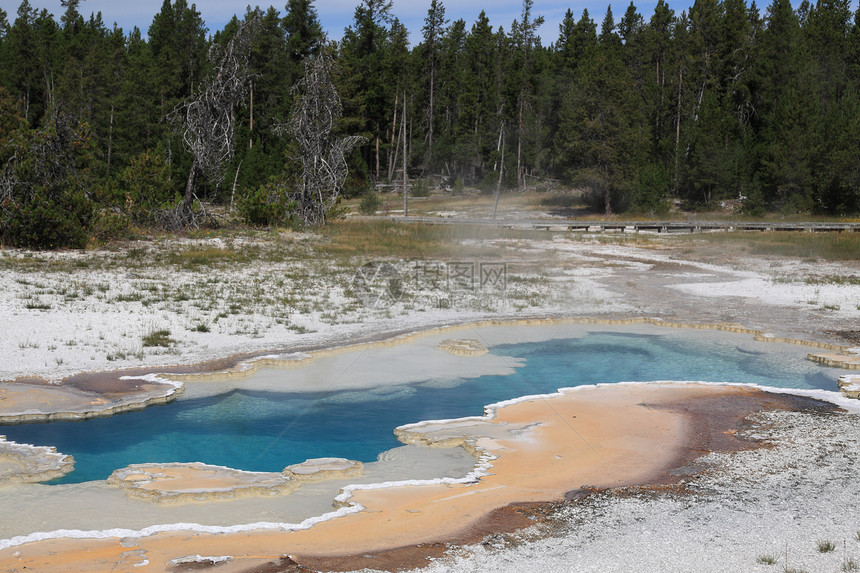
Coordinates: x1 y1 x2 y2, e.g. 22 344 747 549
114 147 175 226
358 189 382 215
89 208 133 242
3 183 92 249
411 179 431 197
0 109 94 249
452 177 464 194
631 162 670 216
239 179 294 226
742 185 767 217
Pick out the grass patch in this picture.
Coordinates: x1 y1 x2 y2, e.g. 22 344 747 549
804 274 860 285
538 193 585 209
141 328 174 347
114 293 144 303
24 301 52 310
166 247 251 268
756 554 778 565
695 231 860 261
193 323 210 333
319 220 545 259
817 539 836 553
844 557 859 572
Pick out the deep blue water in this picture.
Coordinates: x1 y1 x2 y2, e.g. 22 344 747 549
0 332 838 484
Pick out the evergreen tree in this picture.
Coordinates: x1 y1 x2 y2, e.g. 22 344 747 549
643 0 676 161
283 0 324 84
420 0 447 166
0 0 857 223
148 0 206 111
509 0 544 190
754 0 820 211
382 17 410 183
463 11 500 183
815 83 860 212
114 27 160 166
339 0 395 180
556 35 645 213
435 18 468 176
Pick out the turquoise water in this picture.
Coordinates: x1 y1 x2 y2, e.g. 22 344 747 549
0 332 840 484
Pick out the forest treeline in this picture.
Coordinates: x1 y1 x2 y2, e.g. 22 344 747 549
1 0 859 248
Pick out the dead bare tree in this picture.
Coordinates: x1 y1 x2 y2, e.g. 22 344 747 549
166 16 259 230
286 50 364 226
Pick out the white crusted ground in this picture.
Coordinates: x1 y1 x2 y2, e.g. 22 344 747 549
2 231 857 385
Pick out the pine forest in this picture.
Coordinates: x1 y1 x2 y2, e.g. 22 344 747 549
1 0 859 248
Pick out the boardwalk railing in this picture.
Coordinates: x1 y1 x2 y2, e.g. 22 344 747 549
389 216 860 234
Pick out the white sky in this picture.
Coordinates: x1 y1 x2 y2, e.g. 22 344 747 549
3 0 857 46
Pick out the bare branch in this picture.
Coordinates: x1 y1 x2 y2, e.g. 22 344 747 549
286 50 364 226
166 16 260 228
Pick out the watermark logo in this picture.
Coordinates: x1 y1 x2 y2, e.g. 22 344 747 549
352 261 405 309
351 260 509 310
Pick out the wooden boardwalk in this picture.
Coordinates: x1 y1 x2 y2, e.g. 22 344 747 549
390 216 860 234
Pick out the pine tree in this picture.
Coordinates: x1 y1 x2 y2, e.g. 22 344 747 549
283 0 323 84
148 0 206 110
754 0 820 211
420 0 447 167
339 0 395 180
462 11 499 183
642 0 676 160
509 0 544 190
556 32 645 214
435 18 468 177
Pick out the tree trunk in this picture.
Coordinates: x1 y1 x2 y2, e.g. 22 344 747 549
604 167 612 216
516 95 524 191
656 60 661 136
428 62 435 164
106 105 114 177
181 159 198 222
403 93 408 217
493 121 505 219
674 65 683 193
388 91 399 181
230 160 242 212
249 80 254 149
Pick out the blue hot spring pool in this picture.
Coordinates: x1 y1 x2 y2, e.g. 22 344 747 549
0 331 844 484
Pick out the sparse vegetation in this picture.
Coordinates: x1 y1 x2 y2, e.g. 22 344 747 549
318 219 544 259
358 190 383 215
816 539 836 553
804 275 860 286
695 231 860 261
843 557 859 572
756 554 777 565
141 329 174 347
